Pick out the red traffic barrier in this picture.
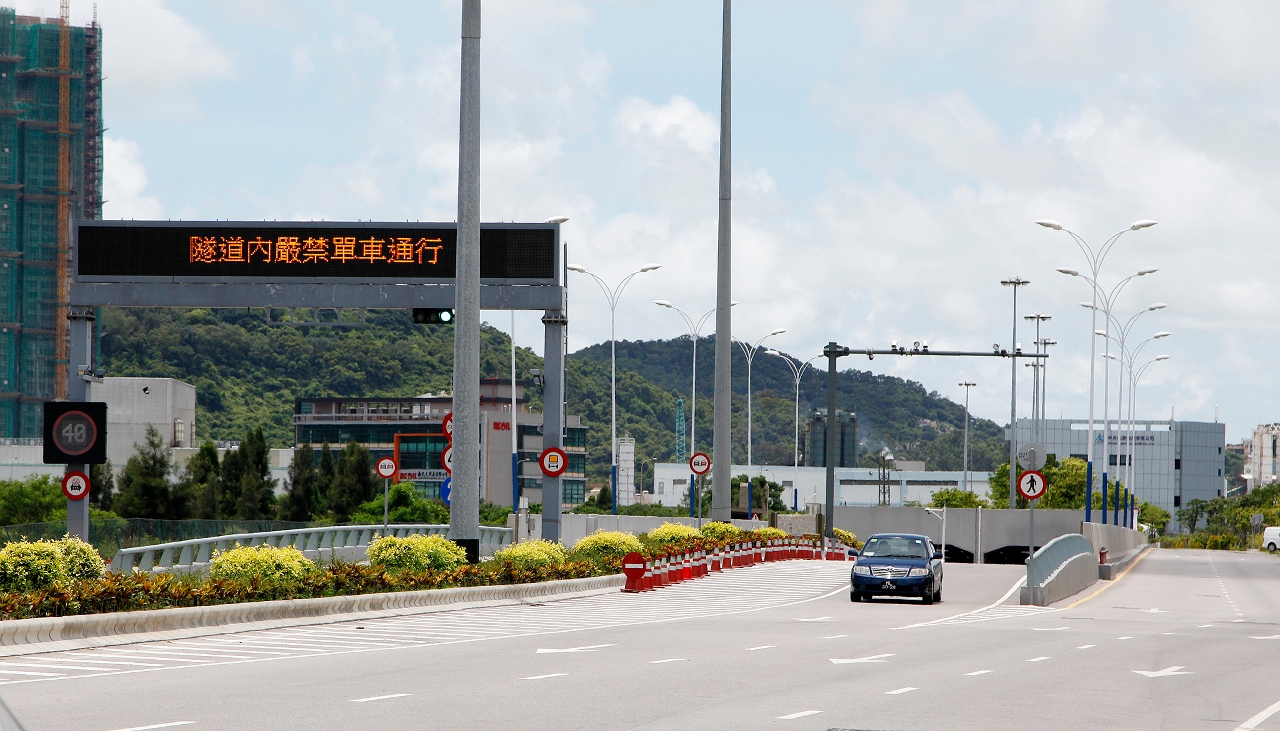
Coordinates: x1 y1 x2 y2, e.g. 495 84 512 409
711 548 721 572
622 552 646 593
643 560 654 591
683 553 693 581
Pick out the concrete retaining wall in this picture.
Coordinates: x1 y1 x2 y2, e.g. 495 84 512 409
823 506 1085 558
1021 550 1099 606
1080 522 1148 560
0 574 626 656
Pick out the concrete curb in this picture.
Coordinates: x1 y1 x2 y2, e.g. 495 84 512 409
1100 545 1151 580
0 574 625 658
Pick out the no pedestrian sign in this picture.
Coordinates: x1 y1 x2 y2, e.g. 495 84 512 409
1017 470 1047 501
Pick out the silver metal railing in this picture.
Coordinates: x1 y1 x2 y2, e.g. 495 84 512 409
1027 533 1093 588
110 524 513 572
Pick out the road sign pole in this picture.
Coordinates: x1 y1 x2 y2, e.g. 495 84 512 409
1028 496 1035 594
65 307 94 541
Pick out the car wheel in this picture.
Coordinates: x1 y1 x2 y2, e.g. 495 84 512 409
1269 543 1277 554
850 591 860 602
922 589 934 605
934 585 943 602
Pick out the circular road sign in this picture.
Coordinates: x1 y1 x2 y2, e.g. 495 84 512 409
62 471 90 501
375 456 397 480
52 410 99 457
440 477 451 506
442 412 454 441
1017 470 1047 501
441 446 453 475
622 552 646 582
540 447 567 477
1017 442 1047 471
689 452 711 475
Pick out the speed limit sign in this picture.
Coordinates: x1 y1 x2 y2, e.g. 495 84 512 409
1017 470 1047 501
441 446 453 475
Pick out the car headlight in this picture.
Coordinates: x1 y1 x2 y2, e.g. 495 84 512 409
908 568 929 577
853 565 871 576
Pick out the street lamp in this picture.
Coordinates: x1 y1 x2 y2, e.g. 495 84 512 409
1000 276 1029 508
1119 333 1171 511
1041 219 1157 522
769 350 820 513
654 300 737 458
959 381 977 493
568 262 662 515
736 329 787 479
1024 313 1051 446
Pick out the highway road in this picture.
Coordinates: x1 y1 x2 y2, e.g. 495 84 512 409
2 549 1279 731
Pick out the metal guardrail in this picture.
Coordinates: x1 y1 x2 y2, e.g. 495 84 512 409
1027 533 1093 587
110 524 513 572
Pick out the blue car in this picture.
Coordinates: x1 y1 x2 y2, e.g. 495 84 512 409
850 533 943 604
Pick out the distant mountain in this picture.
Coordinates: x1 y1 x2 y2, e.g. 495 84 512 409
98 309 1007 488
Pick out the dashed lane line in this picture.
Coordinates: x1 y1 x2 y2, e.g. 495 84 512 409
1235 697 1280 731
776 710 822 720
893 576 1058 628
520 673 567 681
884 687 917 695
106 723 195 731
350 694 410 703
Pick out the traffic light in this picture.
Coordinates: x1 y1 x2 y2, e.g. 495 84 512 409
413 308 455 324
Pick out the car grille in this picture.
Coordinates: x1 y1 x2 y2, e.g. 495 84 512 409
870 566 910 579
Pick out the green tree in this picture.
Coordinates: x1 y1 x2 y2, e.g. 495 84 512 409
234 427 277 520
316 442 335 515
115 425 178 518
1177 499 1209 533
0 475 65 525
930 487 988 508
328 440 375 522
218 443 244 519
88 460 116 513
986 463 1011 509
349 482 449 524
180 441 221 519
595 482 612 512
1138 501 1170 535
1041 456 1087 509
280 443 320 521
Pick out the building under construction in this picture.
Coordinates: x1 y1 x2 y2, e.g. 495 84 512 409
0 6 103 438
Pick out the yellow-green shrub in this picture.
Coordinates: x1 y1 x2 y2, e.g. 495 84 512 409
493 539 568 569
209 545 315 584
0 537 107 593
367 534 467 573
832 527 859 547
700 522 742 541
570 531 643 563
646 522 700 544
751 527 787 541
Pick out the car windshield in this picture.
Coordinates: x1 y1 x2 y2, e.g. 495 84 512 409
860 537 928 559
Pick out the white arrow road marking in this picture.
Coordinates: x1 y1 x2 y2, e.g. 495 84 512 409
830 654 894 664
106 724 195 731
1031 627 1070 631
1077 645 1096 649
521 673 568 680
746 645 776 651
535 644 617 654
649 659 685 664
796 616 834 622
965 670 993 676
1133 666 1193 677
350 694 410 703
1027 657 1050 662
1251 635 1280 640
777 711 823 720
885 687 918 695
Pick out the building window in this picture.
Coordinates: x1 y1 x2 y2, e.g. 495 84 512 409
562 480 585 505
658 480 665 494
1174 458 1181 470
173 419 184 447
1174 495 1181 507
300 402 313 415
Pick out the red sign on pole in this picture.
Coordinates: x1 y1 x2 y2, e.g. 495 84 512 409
375 456 398 479
62 471 90 501
1017 470 1047 501
689 452 711 475
539 447 567 477
442 412 453 442
441 446 454 475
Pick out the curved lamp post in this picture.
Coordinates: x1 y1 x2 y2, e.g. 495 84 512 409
768 350 820 512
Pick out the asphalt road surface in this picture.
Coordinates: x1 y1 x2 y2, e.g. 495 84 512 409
2 549 1279 731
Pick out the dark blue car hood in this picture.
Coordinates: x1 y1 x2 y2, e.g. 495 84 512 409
854 556 928 569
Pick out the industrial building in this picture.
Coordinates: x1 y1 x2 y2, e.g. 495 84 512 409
1007 417 1226 528
293 379 588 508
802 409 857 468
0 8 104 438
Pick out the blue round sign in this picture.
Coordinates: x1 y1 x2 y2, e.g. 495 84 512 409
440 477 451 506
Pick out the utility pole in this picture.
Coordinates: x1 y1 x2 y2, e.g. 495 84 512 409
711 0 733 522
823 342 852 547
451 0 482 563
1001 277 1029 508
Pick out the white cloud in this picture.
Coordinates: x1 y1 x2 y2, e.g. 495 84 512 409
103 137 162 220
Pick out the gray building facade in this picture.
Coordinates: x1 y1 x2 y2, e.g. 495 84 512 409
1009 418 1226 529
802 409 858 468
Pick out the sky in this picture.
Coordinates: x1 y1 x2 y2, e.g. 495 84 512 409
20 0 1280 440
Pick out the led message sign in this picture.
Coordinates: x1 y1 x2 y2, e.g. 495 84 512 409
75 223 556 281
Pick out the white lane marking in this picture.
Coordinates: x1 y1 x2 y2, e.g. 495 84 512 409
350 693 410 703
106 723 195 731
1117 636 1133 640
535 644 616 654
894 575 1060 629
795 616 834 622
1133 666 1192 677
1250 635 1280 640
1027 657 1050 662
1031 627 1070 631
521 673 567 680
964 670 993 676
1233 619 1246 623
648 659 685 664
776 710 822 720
746 645 776 651
0 669 64 677
1199 624 1214 628
830 654 894 664
1161 632 1176 635
1076 645 1095 649
822 635 849 639
885 687 918 695
1235 697 1280 730
1143 608 1167 613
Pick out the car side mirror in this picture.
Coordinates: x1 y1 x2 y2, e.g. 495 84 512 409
933 551 943 560
848 548 859 557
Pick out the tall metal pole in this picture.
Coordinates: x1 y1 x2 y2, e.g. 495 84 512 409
610 303 618 514
1001 277 1028 508
960 381 975 494
450 0 482 563
825 344 838 548
511 311 519 511
711 0 733 522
